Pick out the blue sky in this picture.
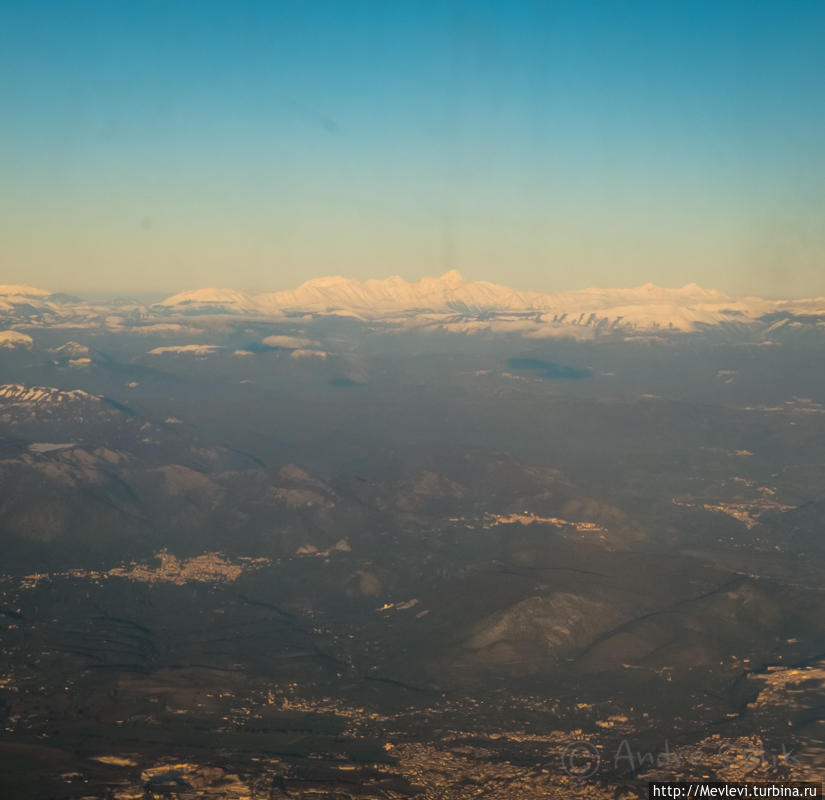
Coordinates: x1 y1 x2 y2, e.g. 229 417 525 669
2 0 824 296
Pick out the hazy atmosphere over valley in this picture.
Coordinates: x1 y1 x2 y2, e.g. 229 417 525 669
2 1 825 799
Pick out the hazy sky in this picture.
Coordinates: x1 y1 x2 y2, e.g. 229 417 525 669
2 0 824 296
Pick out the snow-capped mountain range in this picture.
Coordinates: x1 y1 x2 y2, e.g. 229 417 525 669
0 384 102 410
160 269 738 315
0 384 116 428
156 271 823 333
2 272 825 334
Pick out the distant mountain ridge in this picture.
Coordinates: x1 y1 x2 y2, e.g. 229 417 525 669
155 271 823 332
3 272 825 333
159 270 731 313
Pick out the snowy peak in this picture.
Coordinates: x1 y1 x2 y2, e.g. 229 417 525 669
0 384 135 436
0 384 103 409
0 285 52 296
0 330 34 349
50 341 90 358
158 288 256 309
0 286 54 314
437 269 465 287
246 272 533 314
